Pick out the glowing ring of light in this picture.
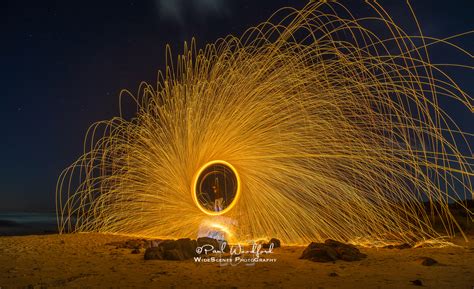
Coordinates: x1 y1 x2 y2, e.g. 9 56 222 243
191 160 241 216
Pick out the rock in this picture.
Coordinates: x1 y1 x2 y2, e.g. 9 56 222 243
262 238 281 249
163 249 185 260
416 257 437 266
221 241 230 253
410 279 423 286
157 240 178 250
197 237 220 251
131 248 140 254
324 239 367 261
176 238 198 259
300 242 338 262
197 237 231 253
384 243 412 249
144 238 197 260
144 247 164 260
300 239 366 262
270 238 281 248
328 272 338 277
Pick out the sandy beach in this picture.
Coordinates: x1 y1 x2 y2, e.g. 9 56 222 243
1 233 473 289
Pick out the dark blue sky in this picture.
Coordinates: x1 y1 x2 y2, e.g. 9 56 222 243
1 0 472 211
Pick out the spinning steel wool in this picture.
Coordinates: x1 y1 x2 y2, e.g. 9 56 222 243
57 1 473 245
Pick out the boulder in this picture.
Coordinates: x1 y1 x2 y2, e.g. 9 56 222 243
163 249 185 260
197 237 220 250
222 241 230 253
144 247 164 260
262 238 281 249
300 242 338 262
324 239 367 261
144 238 198 260
196 237 231 253
157 240 178 250
300 239 366 262
176 238 198 259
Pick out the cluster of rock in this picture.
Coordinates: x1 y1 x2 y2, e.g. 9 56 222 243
107 236 443 278
300 239 367 262
107 237 283 261
144 237 230 261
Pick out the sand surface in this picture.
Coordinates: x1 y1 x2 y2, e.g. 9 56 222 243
1 233 473 289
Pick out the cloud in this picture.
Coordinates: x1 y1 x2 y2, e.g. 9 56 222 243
156 0 229 24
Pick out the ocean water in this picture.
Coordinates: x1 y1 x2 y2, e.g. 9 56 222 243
0 212 58 236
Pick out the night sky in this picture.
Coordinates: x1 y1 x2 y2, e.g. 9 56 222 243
1 0 472 211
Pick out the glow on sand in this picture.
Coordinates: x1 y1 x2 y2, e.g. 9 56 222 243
56 1 473 246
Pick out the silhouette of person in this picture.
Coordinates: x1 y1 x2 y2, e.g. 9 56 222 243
212 177 224 211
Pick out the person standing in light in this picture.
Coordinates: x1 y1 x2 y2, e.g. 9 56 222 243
212 177 224 212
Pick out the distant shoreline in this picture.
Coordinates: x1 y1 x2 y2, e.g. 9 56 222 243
1 200 471 237
0 212 58 236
